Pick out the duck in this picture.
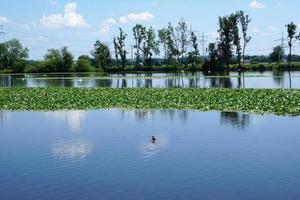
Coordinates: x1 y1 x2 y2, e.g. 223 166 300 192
152 135 157 142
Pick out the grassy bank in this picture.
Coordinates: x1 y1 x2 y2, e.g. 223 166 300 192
0 88 300 116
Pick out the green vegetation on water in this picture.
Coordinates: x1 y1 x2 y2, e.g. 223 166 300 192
0 88 299 116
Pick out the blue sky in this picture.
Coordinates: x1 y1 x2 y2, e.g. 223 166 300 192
0 0 300 59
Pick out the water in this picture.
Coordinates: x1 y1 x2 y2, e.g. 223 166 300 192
1 71 300 88
1 109 300 200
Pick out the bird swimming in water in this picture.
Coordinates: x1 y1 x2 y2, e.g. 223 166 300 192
152 135 157 142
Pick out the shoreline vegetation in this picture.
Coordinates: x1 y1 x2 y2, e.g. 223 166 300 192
0 88 299 116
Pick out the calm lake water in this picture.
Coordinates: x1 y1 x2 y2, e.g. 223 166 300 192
1 71 300 89
0 109 300 200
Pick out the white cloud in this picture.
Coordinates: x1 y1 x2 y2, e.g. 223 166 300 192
95 12 154 36
21 22 38 30
98 18 117 36
40 2 88 28
0 16 8 24
252 28 271 36
23 36 49 42
268 26 279 32
249 1 266 9
118 12 154 24
252 28 260 33
208 31 219 38
0 16 13 24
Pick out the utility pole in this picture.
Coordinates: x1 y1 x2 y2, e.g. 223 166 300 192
274 32 287 49
130 44 134 66
274 32 288 63
0 25 5 40
199 32 208 57
189 26 209 57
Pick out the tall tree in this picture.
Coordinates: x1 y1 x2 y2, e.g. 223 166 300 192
113 38 119 64
0 43 8 70
237 11 251 66
92 40 111 69
44 49 62 72
61 46 74 72
3 39 29 71
44 47 73 72
187 32 200 67
158 28 168 60
115 28 127 69
166 23 179 64
143 26 160 66
286 22 297 68
208 43 219 68
176 18 189 63
218 15 234 68
269 45 285 63
230 13 242 68
133 24 146 66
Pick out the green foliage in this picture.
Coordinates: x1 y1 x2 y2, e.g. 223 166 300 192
237 11 251 65
204 43 222 70
158 28 169 60
133 24 146 66
0 88 300 116
286 22 297 67
44 47 74 72
92 41 111 69
75 58 93 72
176 18 189 63
0 39 29 72
216 11 251 69
187 32 201 68
114 28 127 69
165 23 179 64
231 14 241 67
218 14 236 68
270 46 285 63
61 46 74 72
143 26 160 66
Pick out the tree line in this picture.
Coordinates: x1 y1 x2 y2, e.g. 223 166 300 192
1 10 300 73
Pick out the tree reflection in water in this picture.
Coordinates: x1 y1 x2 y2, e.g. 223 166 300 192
0 71 299 88
203 71 233 88
133 110 189 122
220 112 250 130
0 111 9 125
272 71 285 87
145 73 153 88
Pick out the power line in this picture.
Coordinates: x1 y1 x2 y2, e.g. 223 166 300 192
189 25 209 57
273 32 288 62
199 32 209 56
0 25 5 40
274 32 288 49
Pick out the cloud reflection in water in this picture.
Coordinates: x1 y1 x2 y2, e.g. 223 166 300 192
52 139 93 160
45 111 86 133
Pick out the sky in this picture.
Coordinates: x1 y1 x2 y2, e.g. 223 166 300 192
0 0 300 59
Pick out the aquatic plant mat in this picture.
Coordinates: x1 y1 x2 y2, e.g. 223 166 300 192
0 88 299 116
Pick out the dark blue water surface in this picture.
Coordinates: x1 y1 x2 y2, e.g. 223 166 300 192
0 110 300 200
